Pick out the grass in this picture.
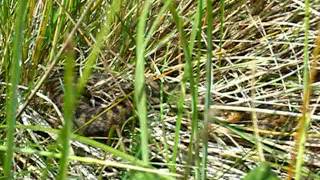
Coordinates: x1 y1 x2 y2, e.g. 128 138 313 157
1 0 320 179
135 0 152 164
4 0 27 178
289 0 312 179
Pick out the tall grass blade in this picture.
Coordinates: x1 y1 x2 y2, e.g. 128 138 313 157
4 0 27 178
135 0 152 164
166 0 198 177
47 0 67 65
291 0 311 179
188 0 205 52
201 0 213 179
57 40 76 180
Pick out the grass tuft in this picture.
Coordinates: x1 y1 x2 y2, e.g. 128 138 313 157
1 0 320 179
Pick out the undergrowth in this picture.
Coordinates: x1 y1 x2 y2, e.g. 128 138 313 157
0 0 319 179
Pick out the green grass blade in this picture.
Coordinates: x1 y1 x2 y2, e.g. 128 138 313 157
166 0 199 177
188 0 204 53
201 0 213 179
135 0 152 164
3 124 149 167
76 0 120 94
144 0 171 45
293 0 311 179
47 0 67 65
171 83 185 172
0 144 179 178
57 41 76 180
219 0 225 49
4 0 27 178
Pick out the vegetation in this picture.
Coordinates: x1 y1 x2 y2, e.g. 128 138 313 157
0 0 319 179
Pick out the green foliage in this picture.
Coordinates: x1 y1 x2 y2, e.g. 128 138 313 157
0 0 318 179
243 163 280 180
125 171 161 180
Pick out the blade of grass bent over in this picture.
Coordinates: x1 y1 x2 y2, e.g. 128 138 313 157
7 124 148 167
0 143 180 178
